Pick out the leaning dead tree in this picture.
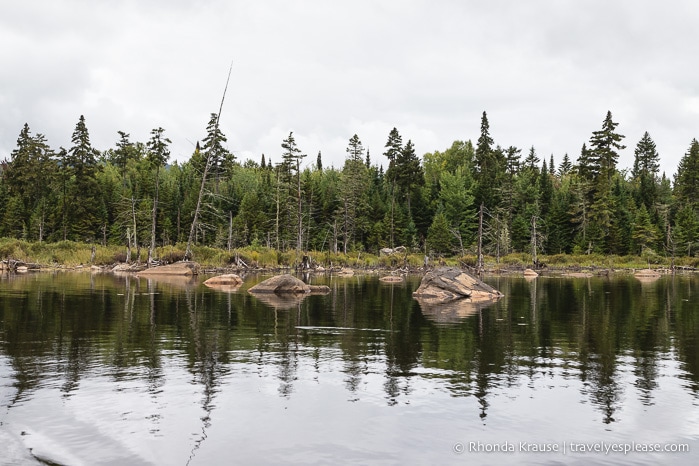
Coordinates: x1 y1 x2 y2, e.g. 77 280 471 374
184 64 233 261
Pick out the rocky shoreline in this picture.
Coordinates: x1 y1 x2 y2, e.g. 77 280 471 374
2 257 695 277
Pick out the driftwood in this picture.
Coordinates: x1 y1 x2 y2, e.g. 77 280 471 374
1 260 41 273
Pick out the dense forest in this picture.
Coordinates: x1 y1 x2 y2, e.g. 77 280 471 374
1 111 698 262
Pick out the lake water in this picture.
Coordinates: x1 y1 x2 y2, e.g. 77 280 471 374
0 270 697 465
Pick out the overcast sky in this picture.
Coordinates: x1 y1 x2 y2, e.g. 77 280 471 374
2 0 698 176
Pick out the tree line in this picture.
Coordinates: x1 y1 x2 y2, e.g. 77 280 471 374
1 110 698 261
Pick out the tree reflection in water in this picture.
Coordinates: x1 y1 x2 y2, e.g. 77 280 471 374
0 271 698 460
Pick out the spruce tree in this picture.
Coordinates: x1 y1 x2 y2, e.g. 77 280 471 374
632 131 660 211
281 132 306 250
674 139 699 209
473 111 504 211
427 211 452 255
66 115 103 241
383 127 403 247
558 153 572 176
146 127 171 263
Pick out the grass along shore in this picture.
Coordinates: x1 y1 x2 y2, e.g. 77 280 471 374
1 238 697 273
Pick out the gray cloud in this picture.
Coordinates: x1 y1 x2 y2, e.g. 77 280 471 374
1 0 698 175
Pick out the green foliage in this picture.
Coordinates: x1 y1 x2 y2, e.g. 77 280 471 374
426 212 452 255
0 113 696 264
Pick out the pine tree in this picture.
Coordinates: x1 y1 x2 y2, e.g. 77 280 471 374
201 113 233 187
439 169 476 254
281 132 306 250
539 159 554 219
586 111 626 252
427 211 452 255
632 204 657 254
523 146 540 172
674 139 699 209
473 112 504 211
558 153 572 176
383 127 403 247
394 139 424 215
65 115 103 241
589 111 626 182
631 131 660 211
339 135 370 253
146 127 171 263
673 205 699 256
4 124 55 239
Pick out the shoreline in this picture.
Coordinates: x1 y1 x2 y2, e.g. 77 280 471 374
3 259 695 278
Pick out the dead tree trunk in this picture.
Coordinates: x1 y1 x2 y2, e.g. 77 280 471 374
185 64 233 261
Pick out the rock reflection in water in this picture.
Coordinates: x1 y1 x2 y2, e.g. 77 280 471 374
417 296 501 324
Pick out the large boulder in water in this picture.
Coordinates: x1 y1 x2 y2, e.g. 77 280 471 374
204 273 244 292
248 274 330 295
137 261 200 276
204 274 243 286
412 267 503 303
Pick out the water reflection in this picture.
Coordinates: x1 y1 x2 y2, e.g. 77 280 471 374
1 272 698 464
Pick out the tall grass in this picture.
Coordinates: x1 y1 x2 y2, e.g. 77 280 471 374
0 236 695 269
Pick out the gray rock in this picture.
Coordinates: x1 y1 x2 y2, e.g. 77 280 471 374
137 261 200 276
248 274 330 295
412 267 503 303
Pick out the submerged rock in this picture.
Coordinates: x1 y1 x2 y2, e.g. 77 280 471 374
523 268 539 277
412 267 503 303
137 261 200 276
248 274 330 295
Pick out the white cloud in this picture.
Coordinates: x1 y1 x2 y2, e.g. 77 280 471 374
1 0 698 176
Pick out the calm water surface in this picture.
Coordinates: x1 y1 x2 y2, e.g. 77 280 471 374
1 271 698 465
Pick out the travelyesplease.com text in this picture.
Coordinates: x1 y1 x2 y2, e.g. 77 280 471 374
453 440 690 455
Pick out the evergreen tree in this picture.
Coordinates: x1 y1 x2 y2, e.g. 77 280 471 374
539 159 554 219
559 153 572 176
632 204 657 254
339 135 370 253
439 168 476 254
146 127 171 262
4 124 56 240
589 111 626 182
674 139 699 209
201 113 233 186
631 131 660 211
473 112 504 211
394 139 424 215
427 211 452 255
65 115 104 241
673 205 699 256
523 146 540 172
586 111 626 252
280 132 306 250
383 127 403 247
